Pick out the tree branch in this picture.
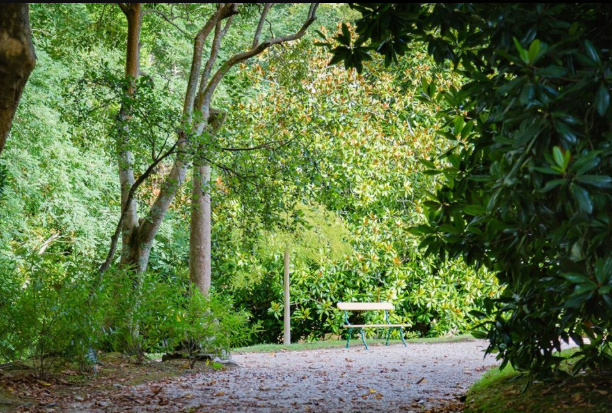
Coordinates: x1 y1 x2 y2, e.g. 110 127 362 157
201 3 319 110
99 140 180 273
253 3 272 48
117 3 128 15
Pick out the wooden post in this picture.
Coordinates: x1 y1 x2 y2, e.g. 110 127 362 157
283 244 290 345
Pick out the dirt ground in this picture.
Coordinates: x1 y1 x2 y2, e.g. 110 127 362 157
47 338 499 413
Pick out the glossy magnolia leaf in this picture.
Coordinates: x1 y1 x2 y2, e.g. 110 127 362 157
594 257 612 285
464 205 486 216
527 39 541 64
537 65 568 78
553 121 577 145
552 146 565 169
574 175 612 188
513 37 529 64
570 183 593 214
540 178 566 193
533 166 562 175
584 40 601 65
564 292 593 309
595 83 610 116
561 273 592 285
570 151 601 175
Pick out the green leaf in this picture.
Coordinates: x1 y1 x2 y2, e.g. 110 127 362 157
540 178 566 193
339 23 351 46
574 175 612 188
471 330 488 339
513 37 529 64
464 205 486 216
584 40 600 65
537 65 568 78
468 310 487 319
570 183 593 214
527 39 541 64
534 166 562 175
565 292 593 309
439 224 462 234
571 152 601 175
553 121 577 145
594 257 612 284
595 83 610 116
408 225 435 235
418 158 436 169
552 146 565 169
561 273 592 285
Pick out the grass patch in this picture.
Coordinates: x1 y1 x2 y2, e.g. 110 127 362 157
233 333 475 353
465 348 612 413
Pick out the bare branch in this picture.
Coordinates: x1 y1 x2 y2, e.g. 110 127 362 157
253 3 272 48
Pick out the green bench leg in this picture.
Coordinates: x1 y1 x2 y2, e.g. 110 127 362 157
346 328 352 348
400 327 407 347
359 328 369 350
385 328 391 346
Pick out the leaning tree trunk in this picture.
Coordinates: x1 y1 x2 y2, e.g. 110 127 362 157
0 3 36 158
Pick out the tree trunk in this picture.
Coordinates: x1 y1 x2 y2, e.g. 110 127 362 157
189 159 212 295
0 3 36 158
189 110 225 295
117 3 142 268
284 244 291 345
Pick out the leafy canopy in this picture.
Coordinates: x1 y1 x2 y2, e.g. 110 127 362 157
330 3 612 378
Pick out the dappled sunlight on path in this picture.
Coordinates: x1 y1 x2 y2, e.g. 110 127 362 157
67 339 498 412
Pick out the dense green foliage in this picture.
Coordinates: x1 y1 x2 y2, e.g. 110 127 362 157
332 3 612 378
1 3 500 373
214 39 498 343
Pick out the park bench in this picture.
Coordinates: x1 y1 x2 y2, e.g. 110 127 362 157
337 302 409 350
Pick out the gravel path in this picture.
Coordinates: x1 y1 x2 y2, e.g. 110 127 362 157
68 339 499 412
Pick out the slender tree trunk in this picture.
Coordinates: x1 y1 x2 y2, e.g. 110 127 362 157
189 159 212 294
284 244 291 345
189 110 225 294
116 3 142 268
0 3 36 158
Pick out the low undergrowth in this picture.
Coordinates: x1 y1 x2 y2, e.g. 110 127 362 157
465 349 612 413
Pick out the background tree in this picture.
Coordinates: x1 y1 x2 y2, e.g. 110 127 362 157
331 3 612 378
0 3 36 158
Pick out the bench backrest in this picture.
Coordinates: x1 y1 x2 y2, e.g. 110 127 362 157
337 302 394 311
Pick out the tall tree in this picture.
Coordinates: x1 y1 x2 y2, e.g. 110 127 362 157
101 4 320 299
0 3 36 158
186 3 319 295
